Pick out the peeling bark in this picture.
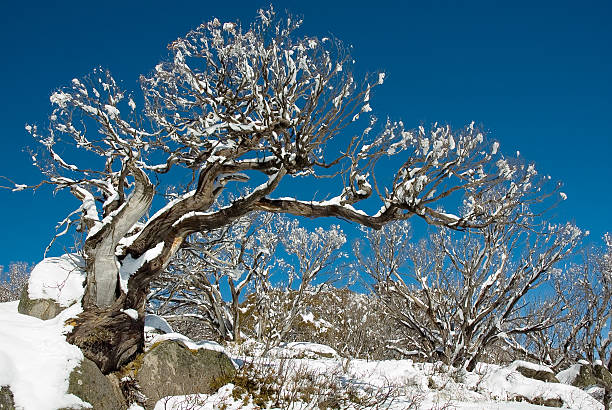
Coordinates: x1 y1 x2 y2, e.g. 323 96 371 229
83 166 154 308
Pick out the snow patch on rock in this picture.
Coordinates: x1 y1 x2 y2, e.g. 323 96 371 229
28 254 86 307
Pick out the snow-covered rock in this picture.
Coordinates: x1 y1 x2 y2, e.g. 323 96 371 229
132 338 236 408
145 314 174 335
473 362 602 409
18 254 86 320
557 363 587 386
557 362 612 390
507 360 559 383
27 254 86 307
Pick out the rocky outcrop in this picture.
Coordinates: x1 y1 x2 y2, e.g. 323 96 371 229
63 357 126 410
593 364 612 389
130 340 236 408
509 360 559 383
17 283 65 320
558 362 612 389
0 386 15 410
513 395 563 408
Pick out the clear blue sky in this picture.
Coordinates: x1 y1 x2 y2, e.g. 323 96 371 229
0 0 610 266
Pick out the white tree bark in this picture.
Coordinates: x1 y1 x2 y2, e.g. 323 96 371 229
84 166 154 308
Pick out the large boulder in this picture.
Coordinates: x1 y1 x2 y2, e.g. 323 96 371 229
508 360 559 383
131 338 236 408
558 362 611 389
558 363 596 387
0 386 15 410
17 283 65 320
61 357 126 410
18 254 86 320
594 363 612 389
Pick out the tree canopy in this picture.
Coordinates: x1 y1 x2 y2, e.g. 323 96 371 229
7 8 557 373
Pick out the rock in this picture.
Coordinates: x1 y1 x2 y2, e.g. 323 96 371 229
0 386 15 410
61 357 126 410
509 360 559 383
17 282 66 320
594 364 612 389
514 395 563 408
132 340 236 408
560 363 603 389
18 254 86 320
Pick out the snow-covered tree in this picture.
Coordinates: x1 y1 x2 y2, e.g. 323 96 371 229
549 235 612 408
148 212 345 345
0 262 30 302
357 205 583 370
6 8 545 372
147 211 279 342
245 219 347 348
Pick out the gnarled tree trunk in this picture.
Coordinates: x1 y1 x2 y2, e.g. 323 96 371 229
66 298 144 374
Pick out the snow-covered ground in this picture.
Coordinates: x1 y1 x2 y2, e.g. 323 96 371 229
0 300 603 410
151 343 603 410
0 301 87 409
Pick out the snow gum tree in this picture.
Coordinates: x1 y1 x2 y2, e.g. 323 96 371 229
7 9 546 373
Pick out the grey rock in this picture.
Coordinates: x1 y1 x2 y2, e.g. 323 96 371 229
0 386 15 410
513 395 563 408
594 364 612 389
17 282 65 320
61 357 126 410
568 363 600 389
134 340 236 408
512 362 559 383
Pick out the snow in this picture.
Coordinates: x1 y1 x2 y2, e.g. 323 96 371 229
272 341 339 359
119 242 164 292
473 362 601 409
121 308 139 320
144 313 174 334
507 360 555 374
148 333 227 354
0 301 89 409
492 141 500 155
153 384 258 410
557 363 582 385
0 303 601 410
28 254 86 307
49 91 71 108
150 351 602 409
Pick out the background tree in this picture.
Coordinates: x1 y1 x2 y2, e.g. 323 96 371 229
549 235 612 409
242 219 346 348
6 8 543 373
0 262 30 302
357 197 582 370
148 211 278 342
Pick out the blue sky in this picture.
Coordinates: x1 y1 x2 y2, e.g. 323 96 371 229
0 0 610 267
